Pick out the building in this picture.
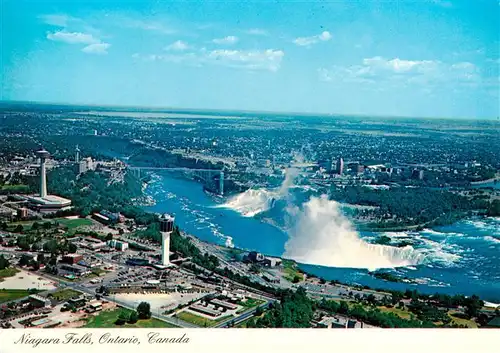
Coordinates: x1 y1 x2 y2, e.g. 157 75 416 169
246 251 265 263
262 257 282 267
93 210 124 225
160 214 174 266
79 157 95 174
75 145 80 163
210 298 238 311
336 157 344 175
61 254 84 264
108 239 129 251
28 294 51 308
60 264 91 276
19 207 28 219
318 316 365 328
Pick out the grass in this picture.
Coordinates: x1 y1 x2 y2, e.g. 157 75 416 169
448 311 478 328
0 267 20 281
0 289 31 303
57 218 93 230
48 288 82 301
0 184 29 192
282 260 304 282
175 310 232 327
236 298 266 314
84 308 178 328
378 306 413 320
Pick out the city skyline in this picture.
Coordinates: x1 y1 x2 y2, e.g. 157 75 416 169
1 0 499 119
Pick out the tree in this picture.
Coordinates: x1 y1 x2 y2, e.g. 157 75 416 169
115 310 130 325
136 302 151 320
292 275 301 283
19 254 32 267
31 243 40 252
339 301 349 314
14 225 24 233
128 311 138 324
43 239 59 255
68 243 77 253
17 236 31 251
31 222 40 230
0 254 10 270
105 233 113 241
31 261 40 271
255 306 264 317
37 253 46 264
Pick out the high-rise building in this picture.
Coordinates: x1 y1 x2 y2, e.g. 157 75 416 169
159 214 175 266
36 148 50 198
79 157 95 174
337 157 344 175
75 145 80 163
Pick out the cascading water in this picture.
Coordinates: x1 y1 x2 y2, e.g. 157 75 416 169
283 195 428 270
220 167 299 217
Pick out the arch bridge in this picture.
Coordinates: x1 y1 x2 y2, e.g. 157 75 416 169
128 166 225 195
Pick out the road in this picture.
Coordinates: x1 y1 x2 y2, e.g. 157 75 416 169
215 299 274 328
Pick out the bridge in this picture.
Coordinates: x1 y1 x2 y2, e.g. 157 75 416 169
128 166 225 195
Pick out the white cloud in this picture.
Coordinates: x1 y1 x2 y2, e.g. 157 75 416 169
82 43 110 55
47 31 100 44
246 28 268 36
212 36 239 45
133 48 284 72
207 49 284 71
39 14 75 27
294 31 332 47
122 18 176 35
319 57 481 88
165 40 190 51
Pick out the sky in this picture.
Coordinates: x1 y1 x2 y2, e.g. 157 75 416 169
1 0 499 119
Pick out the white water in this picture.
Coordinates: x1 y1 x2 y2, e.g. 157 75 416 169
283 195 428 270
220 167 299 217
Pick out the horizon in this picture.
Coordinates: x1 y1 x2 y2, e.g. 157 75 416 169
1 99 499 122
1 0 499 119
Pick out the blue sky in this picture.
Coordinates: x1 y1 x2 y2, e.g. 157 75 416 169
1 0 499 118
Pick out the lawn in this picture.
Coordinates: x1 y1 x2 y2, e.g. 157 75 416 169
282 260 304 282
0 289 31 303
84 308 179 328
236 298 266 314
448 311 478 328
378 306 413 320
48 288 82 301
0 184 29 193
57 218 93 230
0 267 20 281
175 311 232 327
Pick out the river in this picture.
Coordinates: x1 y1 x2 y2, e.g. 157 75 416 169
142 171 500 302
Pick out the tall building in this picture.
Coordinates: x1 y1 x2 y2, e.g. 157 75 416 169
79 157 95 174
159 214 175 266
75 145 80 163
36 148 50 198
337 157 344 175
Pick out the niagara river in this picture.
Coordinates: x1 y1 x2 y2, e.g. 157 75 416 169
142 171 500 302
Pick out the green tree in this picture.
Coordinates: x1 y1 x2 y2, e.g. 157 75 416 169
14 224 24 233
128 311 139 324
105 233 113 241
31 242 40 252
115 310 130 325
19 254 32 267
68 243 77 253
43 239 59 254
136 302 151 320
0 254 10 270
